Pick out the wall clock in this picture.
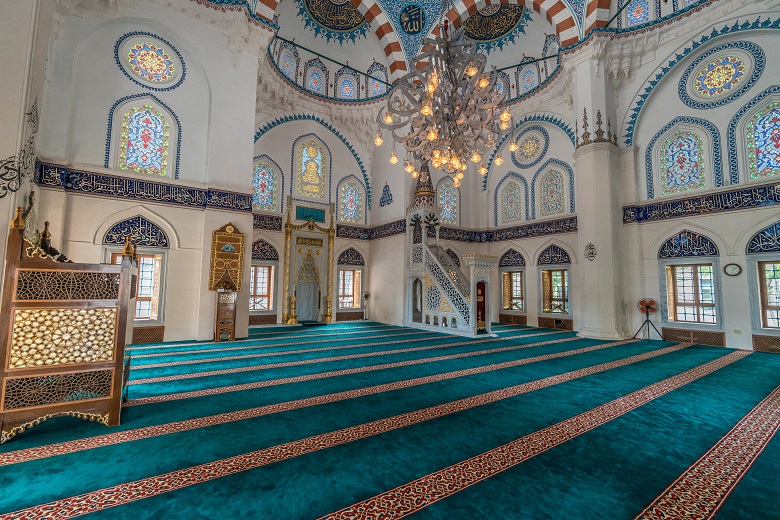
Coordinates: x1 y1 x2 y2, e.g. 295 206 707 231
723 263 742 276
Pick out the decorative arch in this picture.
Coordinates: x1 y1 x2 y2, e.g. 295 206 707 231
530 158 575 219
499 249 526 267
105 94 181 179
254 114 370 207
494 172 529 226
644 116 722 199
277 41 299 80
304 57 328 95
337 175 366 224
334 66 358 99
658 229 719 258
746 221 780 255
537 244 571 265
293 133 330 201
103 215 169 248
252 239 279 260
511 125 549 169
726 88 780 185
515 58 541 93
436 177 460 226
252 154 283 213
338 247 365 265
366 61 388 97
541 34 560 78
484 114 575 189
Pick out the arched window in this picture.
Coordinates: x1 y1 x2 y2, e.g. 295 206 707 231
281 52 295 79
626 0 650 26
119 104 169 176
438 181 459 225
660 130 705 194
296 137 327 199
339 76 356 99
366 61 388 97
746 221 780 329
277 42 299 81
516 62 538 93
542 34 560 78
539 170 565 217
339 180 364 223
747 101 780 179
501 181 523 224
252 158 279 212
305 58 329 95
308 69 323 93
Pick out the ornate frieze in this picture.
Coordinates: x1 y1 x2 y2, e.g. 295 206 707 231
254 214 283 231
658 230 719 258
537 244 571 265
499 249 526 267
252 239 279 260
104 215 169 248
746 221 780 254
337 247 365 266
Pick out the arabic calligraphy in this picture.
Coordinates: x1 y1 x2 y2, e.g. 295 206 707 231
400 4 425 35
463 5 524 42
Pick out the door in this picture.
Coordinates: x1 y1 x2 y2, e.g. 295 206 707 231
477 281 486 331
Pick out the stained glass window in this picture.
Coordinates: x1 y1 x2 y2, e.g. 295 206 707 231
309 70 323 93
340 182 362 223
296 141 326 198
439 183 458 225
119 104 169 176
252 161 277 212
660 130 704 194
371 78 384 96
501 182 522 224
516 135 541 163
281 52 295 79
540 170 565 217
521 67 536 91
626 0 649 26
340 77 356 99
693 56 745 98
126 42 175 83
747 102 780 179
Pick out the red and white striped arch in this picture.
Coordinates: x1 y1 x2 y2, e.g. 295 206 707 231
348 0 408 77
584 0 612 34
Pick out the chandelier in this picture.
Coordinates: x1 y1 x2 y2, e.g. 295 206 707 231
375 3 513 187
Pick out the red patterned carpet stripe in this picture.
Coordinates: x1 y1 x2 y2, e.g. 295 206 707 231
126 323 399 351
0 339 642 466
634 383 780 520
133 331 426 359
0 342 696 519
132 331 445 366
128 331 568 385
319 350 752 520
125 332 573 399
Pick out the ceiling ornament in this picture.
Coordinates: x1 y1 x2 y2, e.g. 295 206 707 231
462 5 532 54
376 0 513 187
294 0 370 44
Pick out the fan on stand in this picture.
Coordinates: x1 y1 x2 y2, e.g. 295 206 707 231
634 298 661 339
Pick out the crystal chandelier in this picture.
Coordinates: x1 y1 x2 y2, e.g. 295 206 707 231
375 2 513 187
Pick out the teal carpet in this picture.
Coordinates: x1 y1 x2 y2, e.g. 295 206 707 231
1 321 779 519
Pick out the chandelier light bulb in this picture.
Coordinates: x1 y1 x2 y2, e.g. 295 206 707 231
404 160 414 173
383 113 394 124
500 110 511 122
499 121 510 131
427 129 438 141
374 133 383 146
465 64 478 77
470 151 481 163
411 169 419 179
494 154 504 166
509 141 519 152
478 77 490 89
453 179 461 187
421 102 432 116
389 151 398 164
459 162 468 172
478 163 488 175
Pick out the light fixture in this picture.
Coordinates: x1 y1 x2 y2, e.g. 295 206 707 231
374 133 383 146
509 141 518 152
389 150 398 164
376 0 513 182
494 154 504 166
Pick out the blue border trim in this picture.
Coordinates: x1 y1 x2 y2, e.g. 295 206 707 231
623 182 780 224
196 0 278 30
253 154 285 213
531 158 575 219
727 86 780 185
114 32 187 92
483 114 575 190
494 172 529 226
36 162 251 212
511 125 549 169
291 133 332 205
104 94 182 179
623 16 780 146
677 41 765 110
254 113 370 208
644 116 722 199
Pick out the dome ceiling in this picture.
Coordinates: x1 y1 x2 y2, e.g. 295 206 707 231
462 5 532 53
292 0 370 44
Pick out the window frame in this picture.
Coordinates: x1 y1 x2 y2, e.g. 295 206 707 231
658 257 723 330
249 263 277 313
539 266 570 316
337 266 364 310
106 246 168 326
501 269 525 313
747 254 780 336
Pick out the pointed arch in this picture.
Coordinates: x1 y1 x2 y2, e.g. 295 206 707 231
645 116 722 199
728 87 780 185
531 158 574 220
499 249 526 267
252 239 279 260
658 229 719 258
277 41 299 81
338 247 366 266
541 34 560 78
337 174 366 224
292 134 330 202
537 244 571 265
334 66 358 99
252 154 283 213
103 215 169 248
516 57 541 93
304 57 328 95
436 177 460 226
93 206 179 249
366 61 388 97
494 172 529 226
106 94 181 179
746 221 780 255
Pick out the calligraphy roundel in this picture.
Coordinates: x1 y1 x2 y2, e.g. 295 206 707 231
400 4 425 35
115 32 185 91
463 5 525 42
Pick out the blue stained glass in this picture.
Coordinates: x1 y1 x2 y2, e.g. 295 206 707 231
309 70 323 92
252 162 277 212
340 77 355 98
540 170 564 217
661 131 704 194
341 182 361 222
281 53 294 78
120 105 169 176
750 105 780 178
439 184 458 224
521 68 536 91
371 78 384 96
496 80 505 96
626 0 649 26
